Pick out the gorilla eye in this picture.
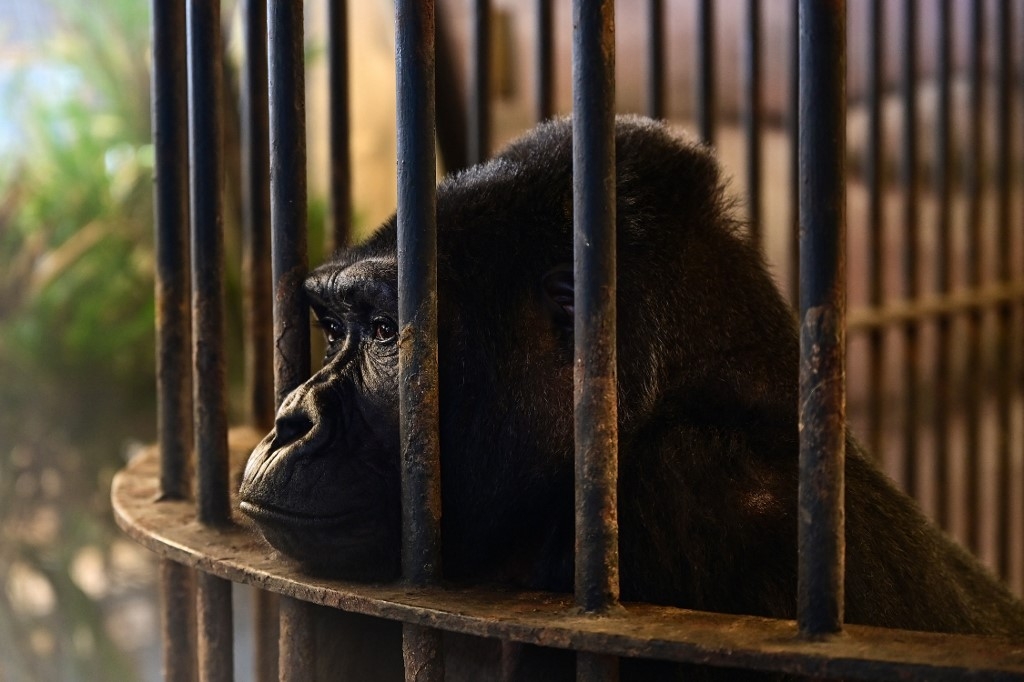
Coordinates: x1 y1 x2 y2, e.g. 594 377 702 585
371 317 397 343
316 318 344 345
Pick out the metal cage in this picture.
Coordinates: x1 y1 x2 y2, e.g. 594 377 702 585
112 0 1024 679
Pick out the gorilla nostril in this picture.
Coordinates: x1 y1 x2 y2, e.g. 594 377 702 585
272 411 315 448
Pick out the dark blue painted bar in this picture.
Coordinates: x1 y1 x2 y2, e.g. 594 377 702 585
797 0 846 639
572 0 619 616
396 0 444 677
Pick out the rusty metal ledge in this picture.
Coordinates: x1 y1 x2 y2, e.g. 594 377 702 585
112 433 1024 681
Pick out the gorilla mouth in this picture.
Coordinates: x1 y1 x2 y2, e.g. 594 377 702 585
239 500 350 529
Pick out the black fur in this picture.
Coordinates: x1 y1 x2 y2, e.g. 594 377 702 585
239 116 1024 680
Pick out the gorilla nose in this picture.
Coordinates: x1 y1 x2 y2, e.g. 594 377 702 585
271 410 315 449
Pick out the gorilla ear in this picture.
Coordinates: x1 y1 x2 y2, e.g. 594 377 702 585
542 264 574 331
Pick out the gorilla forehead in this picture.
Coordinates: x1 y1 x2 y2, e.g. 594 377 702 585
305 256 398 305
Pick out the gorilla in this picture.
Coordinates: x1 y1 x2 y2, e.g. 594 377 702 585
238 116 1024 680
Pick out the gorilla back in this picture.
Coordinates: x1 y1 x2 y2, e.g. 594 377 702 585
239 116 1024 679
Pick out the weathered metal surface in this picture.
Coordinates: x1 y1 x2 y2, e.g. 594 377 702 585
240 0 275 432
113 445 1024 681
403 624 444 682
186 0 230 529
797 0 846 639
197 570 234 682
572 0 619 619
160 558 197 682
268 0 311 408
151 0 193 503
279 597 314 681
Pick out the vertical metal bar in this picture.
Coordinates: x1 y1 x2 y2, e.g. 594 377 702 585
268 1 314 679
468 0 491 165
932 0 952 532
901 0 919 499
535 0 554 122
788 0 800 304
241 0 275 440
240 1 278 677
797 0 846 639
186 1 234 679
160 560 197 682
573 0 619 677
743 0 762 248
963 0 984 555
196 571 234 682
696 0 715 144
153 0 192 504
329 0 352 250
396 0 444 679
187 0 230 529
865 0 883 463
994 0 1013 582
152 1 196 676
435 5 469 173
278 597 314 681
646 0 664 119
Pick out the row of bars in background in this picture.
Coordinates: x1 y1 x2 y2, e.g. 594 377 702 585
153 0 1024 677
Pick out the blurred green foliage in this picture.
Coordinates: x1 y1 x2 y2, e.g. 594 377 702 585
0 0 160 679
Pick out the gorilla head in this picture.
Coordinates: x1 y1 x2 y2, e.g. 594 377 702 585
238 116 1024 638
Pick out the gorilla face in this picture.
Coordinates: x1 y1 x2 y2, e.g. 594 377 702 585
240 256 403 579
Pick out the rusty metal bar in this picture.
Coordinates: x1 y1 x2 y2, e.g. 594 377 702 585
160 559 197 682
743 0 761 248
279 595 315 680
396 0 441 594
151 1 196 677
268 0 310 408
788 0 800 304
797 0 846 639
646 0 664 119
328 0 352 251
186 0 229 529
152 0 192 503
994 0 1013 582
268 1 313 679
396 0 444 678
240 0 277 677
932 0 952 532
696 0 715 144
900 0 919 499
864 0 883 462
186 0 234 678
572 0 619 623
468 0 491 165
535 0 553 122
240 0 274 439
196 571 234 682
963 0 983 555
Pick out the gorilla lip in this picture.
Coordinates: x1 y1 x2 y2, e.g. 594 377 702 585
239 500 350 528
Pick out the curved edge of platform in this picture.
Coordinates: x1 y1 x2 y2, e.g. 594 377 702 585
111 438 1024 681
